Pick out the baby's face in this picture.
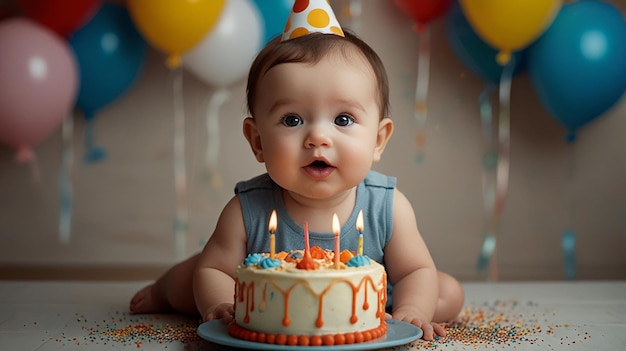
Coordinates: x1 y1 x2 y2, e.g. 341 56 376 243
250 51 389 202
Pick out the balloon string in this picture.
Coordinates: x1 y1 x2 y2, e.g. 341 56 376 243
476 233 496 276
83 111 107 164
205 88 230 190
476 84 497 276
562 141 577 279
414 25 430 164
58 113 74 245
172 66 188 260
480 85 497 215
562 229 576 280
490 58 515 281
495 59 514 219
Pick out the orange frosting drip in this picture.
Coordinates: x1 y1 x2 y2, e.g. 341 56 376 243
234 246 389 346
235 271 388 339
236 281 255 324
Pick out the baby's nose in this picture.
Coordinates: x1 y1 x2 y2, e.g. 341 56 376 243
304 123 332 148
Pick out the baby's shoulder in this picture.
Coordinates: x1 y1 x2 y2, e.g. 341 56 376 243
363 170 397 189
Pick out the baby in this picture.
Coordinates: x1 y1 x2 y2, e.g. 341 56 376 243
131 1 464 340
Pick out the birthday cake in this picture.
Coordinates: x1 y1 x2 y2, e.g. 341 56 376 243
228 247 388 346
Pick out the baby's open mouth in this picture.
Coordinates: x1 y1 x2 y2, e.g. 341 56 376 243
304 160 335 178
309 160 330 169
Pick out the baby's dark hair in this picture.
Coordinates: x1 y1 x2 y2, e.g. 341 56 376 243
246 30 390 119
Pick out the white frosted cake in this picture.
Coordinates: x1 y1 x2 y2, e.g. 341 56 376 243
229 247 388 346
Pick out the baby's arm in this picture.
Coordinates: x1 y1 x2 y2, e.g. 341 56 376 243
193 196 248 323
385 189 441 340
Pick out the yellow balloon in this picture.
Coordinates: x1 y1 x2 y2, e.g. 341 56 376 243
459 0 562 65
127 0 226 68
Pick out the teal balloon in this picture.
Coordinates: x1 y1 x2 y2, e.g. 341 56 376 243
250 0 294 44
528 0 626 139
68 3 146 118
446 2 525 84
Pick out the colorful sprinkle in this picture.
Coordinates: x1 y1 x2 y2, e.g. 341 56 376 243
25 300 592 349
405 300 591 350
49 311 201 348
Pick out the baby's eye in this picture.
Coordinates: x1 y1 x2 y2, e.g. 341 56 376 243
334 114 354 127
281 114 302 127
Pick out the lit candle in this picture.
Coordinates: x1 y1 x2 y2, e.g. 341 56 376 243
356 209 364 256
332 213 340 269
269 209 277 259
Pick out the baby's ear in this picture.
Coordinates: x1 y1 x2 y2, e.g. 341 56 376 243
373 117 394 162
243 117 264 162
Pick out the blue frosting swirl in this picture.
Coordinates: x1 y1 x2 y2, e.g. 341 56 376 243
258 257 281 269
243 253 265 266
347 254 371 267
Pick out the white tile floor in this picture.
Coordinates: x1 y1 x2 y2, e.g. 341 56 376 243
0 280 624 350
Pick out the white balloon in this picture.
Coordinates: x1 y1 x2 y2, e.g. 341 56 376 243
183 0 263 88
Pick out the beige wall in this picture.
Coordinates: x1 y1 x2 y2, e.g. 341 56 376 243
1 1 624 281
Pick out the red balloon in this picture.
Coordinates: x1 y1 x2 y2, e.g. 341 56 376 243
16 0 101 37
394 0 453 32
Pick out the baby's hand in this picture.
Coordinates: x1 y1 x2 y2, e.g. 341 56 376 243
202 303 234 324
387 311 446 341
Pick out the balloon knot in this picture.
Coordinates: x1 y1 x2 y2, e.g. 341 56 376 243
414 22 427 35
83 110 96 121
565 130 577 143
496 51 511 66
167 54 181 69
16 147 35 163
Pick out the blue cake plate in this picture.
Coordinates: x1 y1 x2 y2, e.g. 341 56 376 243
197 319 422 350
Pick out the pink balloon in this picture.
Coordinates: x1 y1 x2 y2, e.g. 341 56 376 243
0 18 78 162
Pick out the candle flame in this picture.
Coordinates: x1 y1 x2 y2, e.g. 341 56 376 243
269 209 277 233
332 213 340 236
356 210 364 232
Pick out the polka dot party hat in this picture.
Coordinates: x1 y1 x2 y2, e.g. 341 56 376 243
282 0 345 41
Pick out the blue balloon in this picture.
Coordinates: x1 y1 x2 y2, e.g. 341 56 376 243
446 1 526 84
68 3 146 118
250 0 294 45
528 0 626 140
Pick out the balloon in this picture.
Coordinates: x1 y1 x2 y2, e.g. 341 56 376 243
250 0 294 45
127 0 226 68
68 3 146 117
393 0 453 32
446 2 526 84
183 0 263 88
0 19 78 162
459 0 562 65
16 0 100 37
528 0 626 141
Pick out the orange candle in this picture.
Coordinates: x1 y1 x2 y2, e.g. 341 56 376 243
332 213 340 269
356 210 364 256
269 209 277 259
